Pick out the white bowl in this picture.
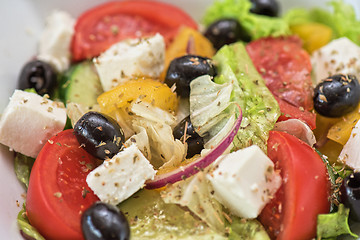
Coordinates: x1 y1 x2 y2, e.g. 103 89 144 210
0 0 359 239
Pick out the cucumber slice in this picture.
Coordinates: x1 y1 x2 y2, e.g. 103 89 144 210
60 61 103 106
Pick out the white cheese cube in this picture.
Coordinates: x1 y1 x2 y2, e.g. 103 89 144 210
0 90 67 158
207 145 281 219
37 10 75 72
311 37 360 84
338 119 360 171
86 144 156 205
94 33 165 91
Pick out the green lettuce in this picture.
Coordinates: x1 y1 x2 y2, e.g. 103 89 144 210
17 204 45 240
14 153 35 189
14 154 45 239
317 204 358 239
316 149 353 212
161 169 270 239
162 171 227 233
284 0 360 45
190 43 280 152
214 43 280 152
190 74 238 150
229 218 270 240
202 0 290 40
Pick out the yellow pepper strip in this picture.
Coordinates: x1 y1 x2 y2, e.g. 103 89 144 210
290 22 332 53
97 78 178 114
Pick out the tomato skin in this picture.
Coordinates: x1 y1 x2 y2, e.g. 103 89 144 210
71 0 198 61
275 96 316 130
26 129 99 240
259 131 330 240
246 36 313 111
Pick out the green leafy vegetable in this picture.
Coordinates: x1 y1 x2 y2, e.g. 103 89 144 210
316 149 353 211
161 171 226 233
161 167 271 239
14 153 35 189
317 204 358 239
119 189 227 239
213 43 280 152
202 0 290 40
229 218 270 240
190 74 238 150
17 204 45 240
284 0 360 45
24 88 37 94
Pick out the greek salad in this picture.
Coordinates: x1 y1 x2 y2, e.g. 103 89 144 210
1 0 360 239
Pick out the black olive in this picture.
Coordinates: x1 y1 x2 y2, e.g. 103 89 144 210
340 172 360 222
81 202 130 240
173 116 204 158
204 18 251 50
74 111 125 160
313 74 360 118
18 60 57 95
165 55 217 98
250 0 280 17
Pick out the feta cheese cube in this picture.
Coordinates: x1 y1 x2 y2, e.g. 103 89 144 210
207 145 281 219
312 37 360 84
94 33 165 91
86 144 156 205
37 10 75 72
0 90 67 158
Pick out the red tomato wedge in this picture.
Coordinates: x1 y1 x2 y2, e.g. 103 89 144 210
26 129 99 240
246 36 314 111
259 131 330 240
71 0 198 61
275 96 316 130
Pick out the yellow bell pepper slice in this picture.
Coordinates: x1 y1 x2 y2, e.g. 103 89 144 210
97 78 178 114
290 22 332 53
327 103 360 145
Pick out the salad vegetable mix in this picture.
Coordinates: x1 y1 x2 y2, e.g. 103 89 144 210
2 0 360 239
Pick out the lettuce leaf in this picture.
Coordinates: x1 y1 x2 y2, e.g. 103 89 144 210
284 0 360 45
317 204 358 239
213 43 280 152
229 218 270 240
17 204 45 240
202 0 290 40
161 168 270 239
190 74 237 150
14 153 35 189
161 171 227 233
131 101 186 169
190 43 280 152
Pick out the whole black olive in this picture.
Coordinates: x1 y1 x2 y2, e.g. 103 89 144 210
165 55 217 98
74 111 125 160
340 172 360 222
173 116 204 158
18 60 57 95
81 202 130 240
250 0 280 17
204 18 251 50
313 74 360 118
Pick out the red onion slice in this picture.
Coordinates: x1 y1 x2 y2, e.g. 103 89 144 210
145 105 242 189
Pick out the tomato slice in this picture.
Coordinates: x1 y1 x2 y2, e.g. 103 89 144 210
246 36 313 111
71 0 198 61
26 129 99 240
259 131 330 240
275 96 316 130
